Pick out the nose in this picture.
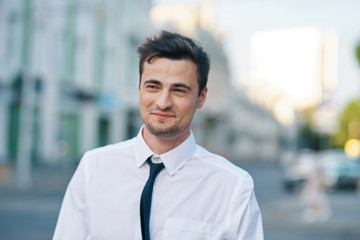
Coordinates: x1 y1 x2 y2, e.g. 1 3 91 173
156 90 173 110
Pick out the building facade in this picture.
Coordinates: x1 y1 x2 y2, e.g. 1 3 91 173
0 0 151 172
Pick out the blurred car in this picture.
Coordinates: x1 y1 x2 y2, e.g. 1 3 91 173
282 165 306 193
281 150 315 193
319 150 360 191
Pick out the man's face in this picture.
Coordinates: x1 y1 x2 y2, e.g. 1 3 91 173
139 57 207 139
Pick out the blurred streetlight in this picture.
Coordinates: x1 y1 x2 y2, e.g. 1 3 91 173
344 138 360 159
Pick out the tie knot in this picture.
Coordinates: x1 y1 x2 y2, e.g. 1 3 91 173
146 158 164 180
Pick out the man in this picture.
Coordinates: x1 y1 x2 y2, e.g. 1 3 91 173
53 31 263 239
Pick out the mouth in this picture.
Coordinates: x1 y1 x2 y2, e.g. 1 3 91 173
151 112 175 120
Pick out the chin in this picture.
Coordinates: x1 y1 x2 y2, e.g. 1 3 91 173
146 124 181 138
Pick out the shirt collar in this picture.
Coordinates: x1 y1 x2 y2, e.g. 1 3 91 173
134 125 197 176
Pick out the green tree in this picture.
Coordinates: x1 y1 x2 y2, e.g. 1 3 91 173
298 106 322 151
356 42 360 66
332 99 360 148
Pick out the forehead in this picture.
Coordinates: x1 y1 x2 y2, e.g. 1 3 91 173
141 58 198 84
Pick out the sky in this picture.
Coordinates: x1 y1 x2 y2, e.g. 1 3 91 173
153 0 360 109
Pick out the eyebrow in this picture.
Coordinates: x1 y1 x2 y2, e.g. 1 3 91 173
143 79 161 85
172 83 192 91
143 80 192 91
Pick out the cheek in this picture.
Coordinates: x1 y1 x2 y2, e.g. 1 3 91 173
139 96 150 116
139 93 152 106
178 100 198 115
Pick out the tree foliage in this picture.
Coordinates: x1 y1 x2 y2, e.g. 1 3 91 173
297 106 322 151
298 123 322 151
356 42 360 66
331 99 360 148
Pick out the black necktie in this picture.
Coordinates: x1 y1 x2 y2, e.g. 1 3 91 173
140 156 164 240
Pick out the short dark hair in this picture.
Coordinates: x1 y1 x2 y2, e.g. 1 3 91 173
137 30 210 96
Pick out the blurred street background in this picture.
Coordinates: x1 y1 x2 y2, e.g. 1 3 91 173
1 0 360 239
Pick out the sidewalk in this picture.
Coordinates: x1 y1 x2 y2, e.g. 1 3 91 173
0 165 74 195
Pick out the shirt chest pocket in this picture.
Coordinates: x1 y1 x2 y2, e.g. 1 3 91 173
162 218 211 240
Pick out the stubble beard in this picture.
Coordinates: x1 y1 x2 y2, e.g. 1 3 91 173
145 121 189 138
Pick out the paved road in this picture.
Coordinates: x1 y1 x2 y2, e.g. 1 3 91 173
0 167 73 240
0 193 62 240
243 163 360 240
0 163 359 240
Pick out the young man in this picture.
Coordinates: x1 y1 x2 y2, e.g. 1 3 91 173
53 31 263 240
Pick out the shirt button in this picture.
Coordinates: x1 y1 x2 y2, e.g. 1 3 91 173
152 157 161 163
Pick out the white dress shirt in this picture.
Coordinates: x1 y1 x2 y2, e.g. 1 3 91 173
53 127 263 240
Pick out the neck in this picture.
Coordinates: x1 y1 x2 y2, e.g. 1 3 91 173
142 127 190 155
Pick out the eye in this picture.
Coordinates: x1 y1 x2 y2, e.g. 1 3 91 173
172 88 188 96
146 84 159 89
174 88 186 93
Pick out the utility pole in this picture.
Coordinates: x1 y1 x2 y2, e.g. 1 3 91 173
16 0 33 189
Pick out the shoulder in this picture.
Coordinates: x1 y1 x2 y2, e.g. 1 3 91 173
71 138 137 187
82 137 136 161
193 145 253 186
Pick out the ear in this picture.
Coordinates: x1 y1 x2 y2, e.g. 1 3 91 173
196 87 207 109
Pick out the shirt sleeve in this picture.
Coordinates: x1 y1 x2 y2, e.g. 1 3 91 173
53 154 89 239
226 173 264 240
